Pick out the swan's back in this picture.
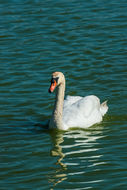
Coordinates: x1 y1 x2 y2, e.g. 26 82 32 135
63 95 82 108
63 95 108 130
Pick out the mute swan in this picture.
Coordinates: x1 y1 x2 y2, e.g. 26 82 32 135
48 72 108 130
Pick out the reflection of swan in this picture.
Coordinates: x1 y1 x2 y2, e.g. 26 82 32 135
49 130 67 187
49 127 104 188
48 72 108 130
50 130 66 169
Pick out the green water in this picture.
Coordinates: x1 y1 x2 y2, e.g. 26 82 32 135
0 0 127 189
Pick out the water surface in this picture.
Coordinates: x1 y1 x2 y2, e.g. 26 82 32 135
0 0 127 189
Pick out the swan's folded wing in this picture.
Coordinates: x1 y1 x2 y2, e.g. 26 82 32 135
74 96 97 118
63 95 101 128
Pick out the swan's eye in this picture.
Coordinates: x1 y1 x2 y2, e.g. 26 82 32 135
51 77 59 84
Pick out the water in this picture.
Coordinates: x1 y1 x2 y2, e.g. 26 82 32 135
0 0 127 189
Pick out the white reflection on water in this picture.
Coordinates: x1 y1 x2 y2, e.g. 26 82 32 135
48 125 105 188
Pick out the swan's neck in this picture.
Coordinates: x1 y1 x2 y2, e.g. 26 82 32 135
49 82 65 130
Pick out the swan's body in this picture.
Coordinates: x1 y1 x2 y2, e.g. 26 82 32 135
49 72 108 130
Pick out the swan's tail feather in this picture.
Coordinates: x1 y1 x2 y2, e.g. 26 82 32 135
100 100 108 116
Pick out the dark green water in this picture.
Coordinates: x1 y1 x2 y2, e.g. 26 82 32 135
0 0 127 189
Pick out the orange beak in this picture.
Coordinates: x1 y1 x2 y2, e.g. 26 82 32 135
48 80 57 93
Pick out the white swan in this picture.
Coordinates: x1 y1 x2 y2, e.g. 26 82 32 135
48 72 108 130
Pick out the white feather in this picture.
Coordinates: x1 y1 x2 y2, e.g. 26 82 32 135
62 95 108 130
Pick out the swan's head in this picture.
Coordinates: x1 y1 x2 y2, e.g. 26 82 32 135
48 72 65 93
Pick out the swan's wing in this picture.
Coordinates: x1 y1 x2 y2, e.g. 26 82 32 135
75 95 101 117
64 95 82 108
63 95 102 129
